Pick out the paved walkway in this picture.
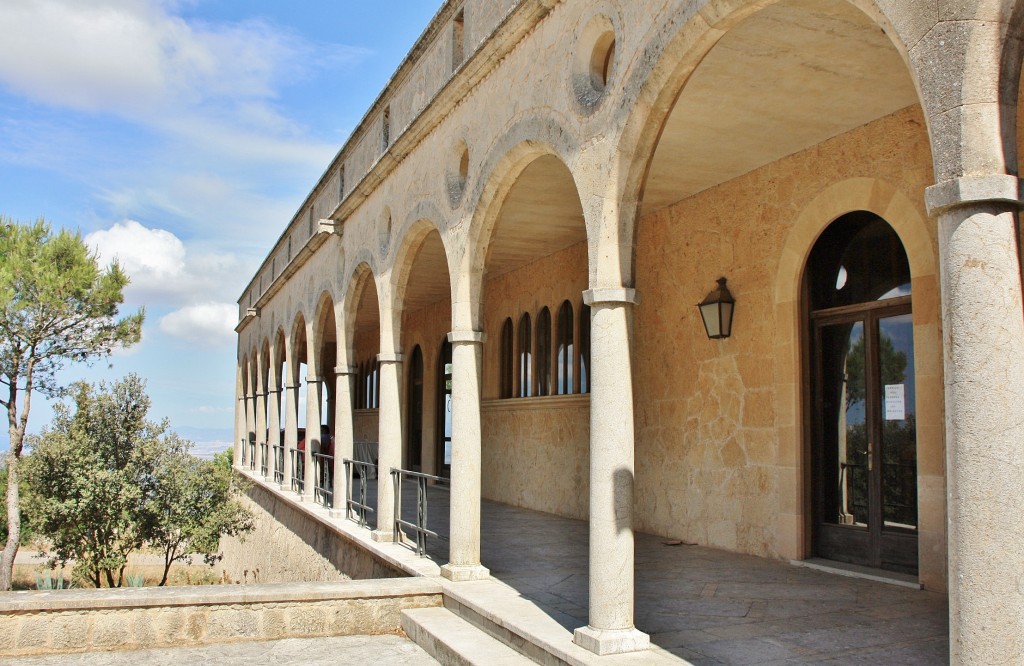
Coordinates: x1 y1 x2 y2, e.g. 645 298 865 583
5 634 439 666
373 479 950 665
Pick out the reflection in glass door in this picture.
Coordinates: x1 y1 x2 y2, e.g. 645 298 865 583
813 304 917 573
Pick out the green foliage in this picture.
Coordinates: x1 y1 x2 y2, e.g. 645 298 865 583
0 217 143 590
143 442 254 586
124 572 145 587
23 375 253 588
35 569 72 590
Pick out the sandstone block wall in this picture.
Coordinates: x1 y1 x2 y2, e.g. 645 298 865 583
218 482 405 583
0 578 441 657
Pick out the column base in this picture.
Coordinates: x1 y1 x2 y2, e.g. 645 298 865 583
328 509 346 519
573 626 650 655
440 563 490 582
371 529 395 543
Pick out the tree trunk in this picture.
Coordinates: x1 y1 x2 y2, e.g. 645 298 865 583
0 453 21 591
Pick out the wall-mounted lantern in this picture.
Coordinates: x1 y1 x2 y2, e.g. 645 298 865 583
698 277 735 339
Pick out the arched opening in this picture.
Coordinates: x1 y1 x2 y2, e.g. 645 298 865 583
394 224 452 477
806 212 917 574
349 271 381 446
477 150 590 521
628 0 932 568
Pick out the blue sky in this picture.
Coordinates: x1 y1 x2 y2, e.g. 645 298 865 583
0 0 441 455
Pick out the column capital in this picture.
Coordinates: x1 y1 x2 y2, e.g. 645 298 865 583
305 374 323 384
283 382 301 389
448 330 485 344
583 288 639 306
377 352 404 364
925 174 1022 216
334 365 357 376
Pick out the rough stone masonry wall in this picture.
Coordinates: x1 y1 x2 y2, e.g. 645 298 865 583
218 482 405 583
0 578 441 657
632 105 938 559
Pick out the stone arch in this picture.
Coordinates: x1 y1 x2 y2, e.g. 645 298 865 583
287 310 308 385
310 290 339 378
458 118 585 330
614 0 928 284
390 216 454 343
342 261 378 359
773 177 944 587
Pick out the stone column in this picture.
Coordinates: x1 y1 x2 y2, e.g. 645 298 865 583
331 366 356 518
267 381 281 483
373 353 403 542
573 288 649 656
254 387 267 478
925 176 1024 664
282 382 299 491
304 374 322 501
441 330 490 581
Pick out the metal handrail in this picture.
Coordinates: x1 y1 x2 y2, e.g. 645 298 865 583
240 438 247 467
391 468 447 556
290 449 305 494
343 458 376 527
248 441 256 471
259 442 268 477
272 444 285 484
313 452 334 509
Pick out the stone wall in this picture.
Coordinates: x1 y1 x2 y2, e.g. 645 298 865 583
218 482 405 583
632 105 941 570
0 578 441 657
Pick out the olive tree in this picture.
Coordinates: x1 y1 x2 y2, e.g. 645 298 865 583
0 218 143 590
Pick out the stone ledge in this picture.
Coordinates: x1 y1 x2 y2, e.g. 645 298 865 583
0 578 443 658
0 577 442 614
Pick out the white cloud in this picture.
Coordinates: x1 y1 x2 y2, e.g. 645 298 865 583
0 0 361 167
159 302 237 347
85 219 242 306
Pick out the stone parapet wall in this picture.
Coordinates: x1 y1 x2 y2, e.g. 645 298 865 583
0 578 441 657
218 481 403 582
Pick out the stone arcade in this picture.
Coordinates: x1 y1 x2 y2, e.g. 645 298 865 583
234 1 1024 662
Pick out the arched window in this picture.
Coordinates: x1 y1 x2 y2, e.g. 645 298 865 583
556 301 574 395
517 313 532 397
535 307 551 396
579 302 591 393
500 318 513 398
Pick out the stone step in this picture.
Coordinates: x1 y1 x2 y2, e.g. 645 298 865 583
402 606 539 666
439 580 688 666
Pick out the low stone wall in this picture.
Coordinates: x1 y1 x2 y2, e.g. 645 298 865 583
0 578 442 657
218 481 404 582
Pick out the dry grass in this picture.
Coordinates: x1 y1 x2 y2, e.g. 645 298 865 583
12 555 227 590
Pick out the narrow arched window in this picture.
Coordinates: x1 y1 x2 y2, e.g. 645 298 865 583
500 318 513 398
517 313 532 398
556 301 574 395
535 307 551 396
579 302 591 393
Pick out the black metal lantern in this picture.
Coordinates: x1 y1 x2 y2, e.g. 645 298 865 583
698 277 735 339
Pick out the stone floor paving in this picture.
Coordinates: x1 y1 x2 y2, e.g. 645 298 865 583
5 634 440 666
376 480 950 665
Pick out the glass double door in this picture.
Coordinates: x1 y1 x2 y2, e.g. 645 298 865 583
811 299 917 573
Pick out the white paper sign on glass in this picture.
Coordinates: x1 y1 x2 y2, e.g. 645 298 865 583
884 384 905 421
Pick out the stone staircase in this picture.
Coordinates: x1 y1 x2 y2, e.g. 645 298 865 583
402 579 689 666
